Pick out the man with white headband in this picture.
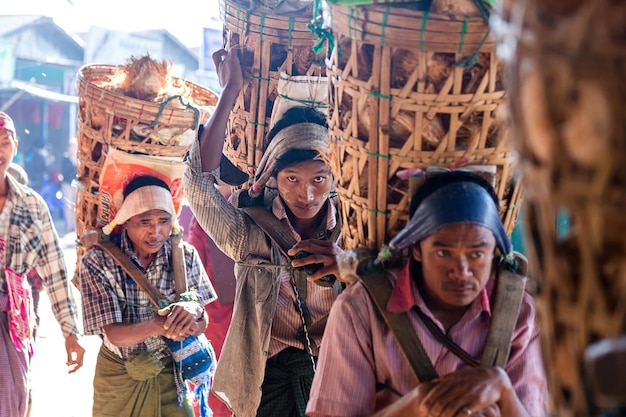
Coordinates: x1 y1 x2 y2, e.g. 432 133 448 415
184 48 349 417
79 175 217 417
0 111 85 417
307 171 548 417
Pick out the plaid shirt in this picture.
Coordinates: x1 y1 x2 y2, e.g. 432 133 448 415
79 231 216 360
0 174 79 337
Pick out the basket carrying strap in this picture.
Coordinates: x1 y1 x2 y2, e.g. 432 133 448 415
358 268 439 383
170 229 187 301
480 253 528 368
242 206 298 260
80 229 165 309
242 206 342 291
242 206 342 351
358 251 528 381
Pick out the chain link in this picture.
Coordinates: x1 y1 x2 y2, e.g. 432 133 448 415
290 273 317 373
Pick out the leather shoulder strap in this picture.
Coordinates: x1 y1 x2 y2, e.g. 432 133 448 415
355 251 528 380
170 228 187 300
80 229 166 309
242 206 296 259
358 268 439 383
480 252 529 368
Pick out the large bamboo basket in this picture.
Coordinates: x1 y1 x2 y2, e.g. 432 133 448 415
74 64 218 280
326 4 522 251
220 0 326 181
497 0 626 415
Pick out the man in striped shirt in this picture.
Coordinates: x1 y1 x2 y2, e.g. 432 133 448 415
307 171 547 417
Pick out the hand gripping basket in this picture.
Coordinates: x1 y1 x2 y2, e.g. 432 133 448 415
220 0 326 182
326 3 522 251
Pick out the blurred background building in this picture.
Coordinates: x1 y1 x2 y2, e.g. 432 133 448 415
0 4 222 233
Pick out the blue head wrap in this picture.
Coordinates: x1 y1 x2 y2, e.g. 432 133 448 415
388 181 512 255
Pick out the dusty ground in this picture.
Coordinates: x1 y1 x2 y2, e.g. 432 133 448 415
29 233 101 417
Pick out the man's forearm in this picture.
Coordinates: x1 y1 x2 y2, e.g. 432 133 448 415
103 320 163 347
200 87 240 172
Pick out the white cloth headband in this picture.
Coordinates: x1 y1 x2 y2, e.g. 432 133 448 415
102 185 176 235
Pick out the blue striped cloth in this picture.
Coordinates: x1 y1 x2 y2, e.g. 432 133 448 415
168 333 216 417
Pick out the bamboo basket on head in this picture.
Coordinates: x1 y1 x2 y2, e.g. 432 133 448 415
326 2 522 251
496 0 626 415
220 0 326 183
74 61 218 283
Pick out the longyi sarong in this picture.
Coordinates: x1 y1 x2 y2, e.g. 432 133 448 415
93 344 194 417
257 347 317 417
0 292 29 417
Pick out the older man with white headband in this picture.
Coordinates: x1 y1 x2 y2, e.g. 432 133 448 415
80 175 217 417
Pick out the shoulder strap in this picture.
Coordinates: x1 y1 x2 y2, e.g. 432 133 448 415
242 206 296 259
413 307 480 367
357 251 529 381
170 228 187 300
79 229 166 309
358 267 439 383
412 253 529 369
480 252 528 368
242 205 342 257
242 205 342 292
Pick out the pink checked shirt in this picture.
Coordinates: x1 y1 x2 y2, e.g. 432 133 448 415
306 262 547 417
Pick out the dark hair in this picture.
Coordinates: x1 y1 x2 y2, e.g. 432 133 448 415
408 171 499 217
123 175 170 199
266 106 328 174
266 106 328 143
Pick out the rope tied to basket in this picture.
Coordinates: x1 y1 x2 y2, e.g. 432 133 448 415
309 0 335 55
149 95 200 130
456 0 492 67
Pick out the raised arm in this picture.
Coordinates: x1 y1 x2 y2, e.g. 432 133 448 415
200 48 244 172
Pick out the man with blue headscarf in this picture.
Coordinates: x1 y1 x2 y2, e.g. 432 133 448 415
306 171 547 417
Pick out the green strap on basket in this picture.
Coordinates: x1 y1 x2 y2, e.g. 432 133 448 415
259 12 266 44
368 151 390 159
369 91 392 100
236 6 242 35
149 95 200 130
367 208 390 215
472 0 491 23
458 16 469 54
278 94 328 109
456 29 490 68
456 0 492 67
381 5 390 47
419 10 429 52
309 0 335 54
